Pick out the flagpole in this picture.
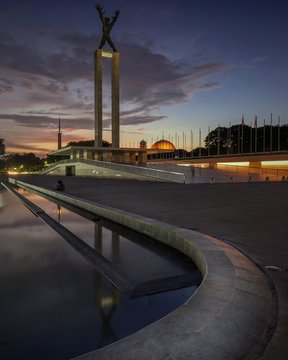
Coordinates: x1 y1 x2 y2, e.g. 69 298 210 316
255 116 258 153
278 116 280 151
226 124 229 155
263 119 266 152
241 114 244 153
250 121 252 153
270 113 273 152
184 133 186 156
228 121 231 154
208 126 210 156
191 130 193 157
218 124 220 155
237 125 240 154
199 128 202 156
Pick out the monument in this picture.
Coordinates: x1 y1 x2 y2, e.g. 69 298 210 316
95 4 120 148
49 4 147 166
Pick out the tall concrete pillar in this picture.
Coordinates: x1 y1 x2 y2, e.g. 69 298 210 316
94 50 103 148
94 49 120 149
112 52 120 148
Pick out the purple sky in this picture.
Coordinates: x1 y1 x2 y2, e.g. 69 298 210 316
0 0 287 156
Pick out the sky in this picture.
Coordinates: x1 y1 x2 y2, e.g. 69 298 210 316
0 0 288 156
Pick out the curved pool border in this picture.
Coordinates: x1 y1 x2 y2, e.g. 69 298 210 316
8 178 273 360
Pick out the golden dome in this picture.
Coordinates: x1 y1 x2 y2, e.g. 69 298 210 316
151 140 176 150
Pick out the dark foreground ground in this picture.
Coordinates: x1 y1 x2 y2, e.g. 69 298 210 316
9 175 288 359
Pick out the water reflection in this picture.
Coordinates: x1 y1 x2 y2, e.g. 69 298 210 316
94 223 120 347
53 201 197 285
0 188 199 360
56 204 62 223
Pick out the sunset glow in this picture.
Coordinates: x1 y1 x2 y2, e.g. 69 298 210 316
1 1 287 157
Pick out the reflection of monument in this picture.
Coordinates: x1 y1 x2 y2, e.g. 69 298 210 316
94 223 120 347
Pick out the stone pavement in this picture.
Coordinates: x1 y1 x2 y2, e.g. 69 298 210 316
13 175 288 359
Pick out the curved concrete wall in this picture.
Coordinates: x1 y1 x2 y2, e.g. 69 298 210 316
8 178 273 360
44 162 159 181
42 160 186 183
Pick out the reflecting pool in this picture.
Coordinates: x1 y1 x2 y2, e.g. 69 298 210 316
0 186 200 360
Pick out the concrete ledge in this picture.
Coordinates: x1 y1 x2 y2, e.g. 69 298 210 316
8 178 273 360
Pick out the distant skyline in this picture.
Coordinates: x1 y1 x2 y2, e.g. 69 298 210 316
1 0 288 156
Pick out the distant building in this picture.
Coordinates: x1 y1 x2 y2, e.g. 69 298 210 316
151 140 176 150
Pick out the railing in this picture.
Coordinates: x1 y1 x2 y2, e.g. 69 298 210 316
42 159 186 183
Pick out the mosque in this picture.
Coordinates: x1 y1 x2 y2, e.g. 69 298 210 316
150 140 176 151
140 139 176 158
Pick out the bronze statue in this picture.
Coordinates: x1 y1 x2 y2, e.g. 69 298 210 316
96 4 120 52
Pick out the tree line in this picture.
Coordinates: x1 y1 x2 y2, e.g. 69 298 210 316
203 123 288 156
0 139 112 172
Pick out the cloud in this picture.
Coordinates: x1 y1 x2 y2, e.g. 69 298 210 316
110 115 167 127
197 82 222 91
0 78 14 94
0 29 228 98
119 42 228 112
0 32 51 78
0 32 92 82
0 30 229 132
7 142 51 153
0 113 93 130
249 56 267 64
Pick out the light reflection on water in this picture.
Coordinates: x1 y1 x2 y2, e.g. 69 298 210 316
0 187 199 360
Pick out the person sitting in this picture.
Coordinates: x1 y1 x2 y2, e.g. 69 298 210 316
53 180 65 191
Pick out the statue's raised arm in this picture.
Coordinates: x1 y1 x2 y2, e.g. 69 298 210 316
111 9 120 27
96 3 105 23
